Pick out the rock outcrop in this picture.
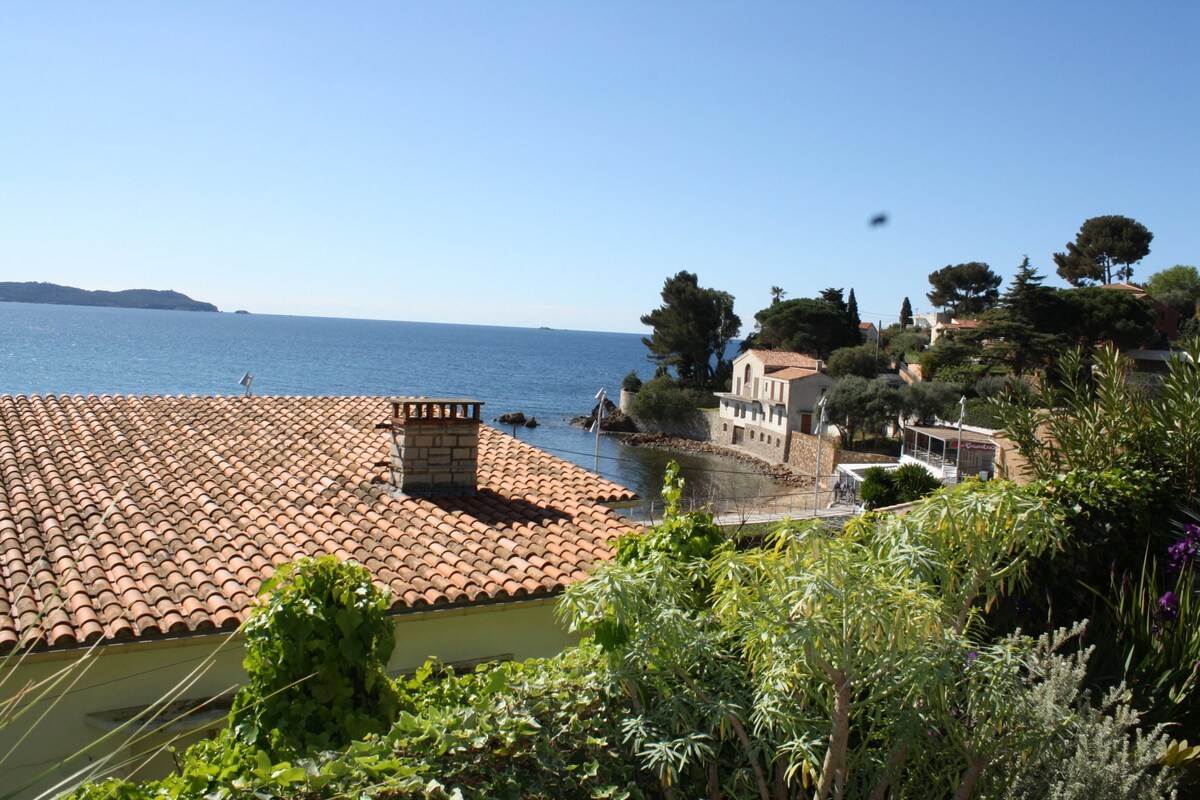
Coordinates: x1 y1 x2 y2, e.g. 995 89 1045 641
572 398 638 433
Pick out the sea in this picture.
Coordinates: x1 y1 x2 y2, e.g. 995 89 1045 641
0 302 787 520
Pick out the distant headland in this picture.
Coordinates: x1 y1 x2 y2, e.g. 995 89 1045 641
0 282 218 312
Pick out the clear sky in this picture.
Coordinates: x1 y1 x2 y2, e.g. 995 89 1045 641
2 2 1197 334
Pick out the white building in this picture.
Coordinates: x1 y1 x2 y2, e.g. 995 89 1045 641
713 349 836 463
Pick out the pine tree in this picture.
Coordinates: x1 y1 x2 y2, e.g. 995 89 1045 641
847 288 861 330
973 257 1062 376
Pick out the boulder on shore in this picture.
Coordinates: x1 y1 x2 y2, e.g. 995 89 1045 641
572 398 638 433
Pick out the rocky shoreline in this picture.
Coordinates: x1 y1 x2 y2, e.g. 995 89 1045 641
622 432 812 488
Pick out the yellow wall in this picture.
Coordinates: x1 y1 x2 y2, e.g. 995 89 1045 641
0 597 574 799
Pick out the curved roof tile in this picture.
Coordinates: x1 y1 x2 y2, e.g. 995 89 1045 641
0 395 639 651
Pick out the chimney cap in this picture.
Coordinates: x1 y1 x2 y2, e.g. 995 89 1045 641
387 397 484 426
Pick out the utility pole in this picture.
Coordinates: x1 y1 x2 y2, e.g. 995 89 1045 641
813 395 828 515
955 395 966 483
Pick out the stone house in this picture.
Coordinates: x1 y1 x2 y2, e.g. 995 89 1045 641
713 349 836 463
0 394 638 797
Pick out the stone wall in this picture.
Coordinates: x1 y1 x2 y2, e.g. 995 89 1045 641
631 409 721 442
833 450 899 467
786 431 839 477
787 432 898 484
391 419 479 494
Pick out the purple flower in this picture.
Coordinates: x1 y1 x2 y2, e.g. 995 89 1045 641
1168 525 1200 573
1159 591 1180 623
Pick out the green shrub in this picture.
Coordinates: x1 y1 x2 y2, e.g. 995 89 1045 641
859 467 899 509
229 556 401 756
931 363 989 393
891 463 944 503
859 465 943 510
628 376 695 422
621 370 643 392
964 397 1003 428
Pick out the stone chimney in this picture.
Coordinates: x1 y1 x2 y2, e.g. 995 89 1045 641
380 397 482 495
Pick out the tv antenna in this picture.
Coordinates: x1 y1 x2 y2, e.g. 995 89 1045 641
239 372 254 397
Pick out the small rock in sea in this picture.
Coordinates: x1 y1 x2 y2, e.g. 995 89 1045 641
524 417 538 428
498 412 526 425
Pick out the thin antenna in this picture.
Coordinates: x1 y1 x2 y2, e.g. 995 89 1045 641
239 372 254 397
591 387 607 474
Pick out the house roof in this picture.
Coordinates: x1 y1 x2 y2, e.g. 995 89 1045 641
0 394 638 652
743 349 822 373
904 425 995 445
1101 282 1148 298
858 322 876 330
766 366 831 382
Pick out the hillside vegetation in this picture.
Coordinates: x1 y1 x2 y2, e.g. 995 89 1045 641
0 281 218 311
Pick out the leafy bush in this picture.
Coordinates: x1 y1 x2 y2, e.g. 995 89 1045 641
859 464 943 510
628 376 696 422
900 379 961 425
620 370 642 392
825 343 889 378
892 463 945 502
859 466 899 509
230 556 401 756
931 362 990 393
964 397 1003 428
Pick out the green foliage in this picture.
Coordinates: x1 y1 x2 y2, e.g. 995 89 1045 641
621 370 643 392
858 464 945 510
1058 286 1159 350
995 341 1200 502
1054 215 1154 286
900 295 913 328
1146 264 1200 319
640 271 741 388
920 337 984 387
884 325 929 362
753 296 860 358
614 462 723 567
989 624 1179 800
900 379 961 425
971 258 1064 375
859 466 898 509
963 397 1003 428
561 479 1115 798
1087 543 1200 733
931 363 989 395
892 462 945 503
628 375 699 423
69 647 650 800
826 375 900 448
825 342 889 379
229 556 401 757
926 262 1002 316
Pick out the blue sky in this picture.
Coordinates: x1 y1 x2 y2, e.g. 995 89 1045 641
1 2 1197 334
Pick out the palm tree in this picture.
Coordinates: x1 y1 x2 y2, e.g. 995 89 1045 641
769 286 786 305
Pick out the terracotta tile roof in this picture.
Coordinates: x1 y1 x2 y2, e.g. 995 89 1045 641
766 366 825 381
745 349 822 372
0 395 639 651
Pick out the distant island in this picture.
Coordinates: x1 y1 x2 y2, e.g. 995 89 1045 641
0 282 218 312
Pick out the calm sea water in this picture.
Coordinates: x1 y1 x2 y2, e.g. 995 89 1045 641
0 302 782 518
